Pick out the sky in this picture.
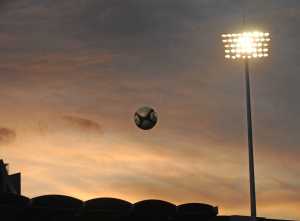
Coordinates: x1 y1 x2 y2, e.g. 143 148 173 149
0 0 300 219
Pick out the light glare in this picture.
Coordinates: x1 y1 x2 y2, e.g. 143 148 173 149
221 31 270 60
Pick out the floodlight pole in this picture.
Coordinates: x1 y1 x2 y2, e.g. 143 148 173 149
244 59 257 221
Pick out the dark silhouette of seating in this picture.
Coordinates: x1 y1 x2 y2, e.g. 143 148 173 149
0 160 293 221
81 197 132 221
0 194 292 221
133 199 177 221
213 215 230 221
29 194 83 221
0 193 30 221
176 203 218 221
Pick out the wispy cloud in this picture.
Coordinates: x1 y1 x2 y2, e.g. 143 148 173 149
0 127 16 145
62 115 103 133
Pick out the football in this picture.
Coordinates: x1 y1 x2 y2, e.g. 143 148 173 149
134 106 158 130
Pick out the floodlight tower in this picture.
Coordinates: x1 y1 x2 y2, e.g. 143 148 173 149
221 32 271 220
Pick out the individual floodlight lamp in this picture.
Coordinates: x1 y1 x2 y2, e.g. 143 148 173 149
221 31 271 221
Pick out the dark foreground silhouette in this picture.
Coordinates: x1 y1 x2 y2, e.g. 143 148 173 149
0 193 220 221
0 160 295 221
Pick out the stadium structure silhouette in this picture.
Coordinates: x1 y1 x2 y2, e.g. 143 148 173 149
0 160 295 221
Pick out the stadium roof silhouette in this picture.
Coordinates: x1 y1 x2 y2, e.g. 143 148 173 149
0 160 296 221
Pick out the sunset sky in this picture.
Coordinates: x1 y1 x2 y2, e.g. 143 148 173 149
1 0 300 220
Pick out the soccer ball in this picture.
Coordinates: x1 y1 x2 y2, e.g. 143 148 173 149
134 106 158 130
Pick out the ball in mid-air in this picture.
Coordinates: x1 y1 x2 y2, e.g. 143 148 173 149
134 106 158 130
